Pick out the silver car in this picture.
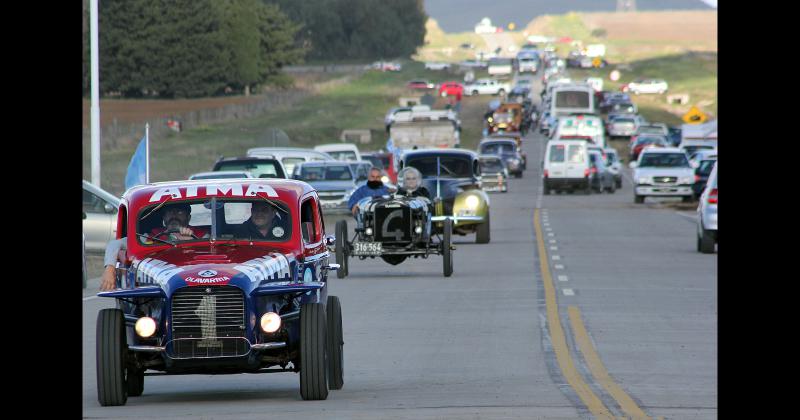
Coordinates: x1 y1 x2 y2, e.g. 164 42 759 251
696 163 717 253
82 180 120 252
292 161 359 214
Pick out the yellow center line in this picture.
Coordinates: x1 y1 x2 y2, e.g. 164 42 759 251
569 306 651 420
534 209 614 419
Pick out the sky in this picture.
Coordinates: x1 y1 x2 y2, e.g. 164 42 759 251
424 0 714 32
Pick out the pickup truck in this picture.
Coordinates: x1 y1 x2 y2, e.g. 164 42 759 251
464 79 511 96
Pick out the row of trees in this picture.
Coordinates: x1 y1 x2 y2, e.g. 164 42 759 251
82 0 428 98
266 0 427 60
82 0 303 98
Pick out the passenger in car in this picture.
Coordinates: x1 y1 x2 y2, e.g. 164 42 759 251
233 201 288 240
397 167 431 200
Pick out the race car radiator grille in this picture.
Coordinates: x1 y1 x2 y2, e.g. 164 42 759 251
654 176 677 184
375 206 411 242
169 286 248 358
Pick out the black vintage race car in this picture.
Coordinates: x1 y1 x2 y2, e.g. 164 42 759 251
334 178 454 278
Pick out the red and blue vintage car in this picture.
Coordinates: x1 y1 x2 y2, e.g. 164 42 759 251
96 179 343 405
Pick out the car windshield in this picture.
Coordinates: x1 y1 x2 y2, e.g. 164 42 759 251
697 159 717 176
216 161 282 178
281 157 305 175
493 113 513 123
363 155 385 169
639 153 690 168
298 165 353 181
480 159 504 172
481 142 515 154
636 136 667 145
405 156 473 178
136 198 292 246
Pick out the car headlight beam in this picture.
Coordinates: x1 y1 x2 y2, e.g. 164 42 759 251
135 317 157 338
260 312 282 333
465 195 480 209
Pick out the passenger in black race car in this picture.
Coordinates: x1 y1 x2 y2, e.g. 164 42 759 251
396 167 431 200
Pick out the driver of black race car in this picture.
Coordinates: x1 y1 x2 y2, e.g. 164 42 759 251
396 167 431 200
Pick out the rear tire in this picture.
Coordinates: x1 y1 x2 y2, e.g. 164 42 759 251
326 296 344 390
584 182 592 195
443 218 453 277
300 303 329 401
335 220 348 278
476 210 491 244
699 227 715 254
96 309 128 407
634 195 644 204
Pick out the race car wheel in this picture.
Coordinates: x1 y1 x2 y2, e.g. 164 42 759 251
476 210 491 244
335 220 348 278
96 308 127 406
326 296 344 390
127 368 144 397
443 218 453 277
300 303 329 401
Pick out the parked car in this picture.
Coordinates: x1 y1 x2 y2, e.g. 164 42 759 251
400 149 491 243
314 143 362 162
692 156 717 199
630 135 669 161
82 180 120 252
407 80 435 90
94 179 343 405
189 171 254 180
588 150 616 193
425 62 451 70
212 156 287 179
631 148 695 203
604 147 623 188
370 61 401 71
246 147 336 176
292 161 360 214
542 139 592 194
697 163 718 253
464 79 510 96
478 138 525 178
438 81 464 98
625 78 669 94
478 155 509 193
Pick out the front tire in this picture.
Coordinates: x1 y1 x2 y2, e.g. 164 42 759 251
443 218 453 277
335 220 348 278
634 195 644 204
96 309 128 407
326 296 344 390
476 210 491 244
300 303 329 401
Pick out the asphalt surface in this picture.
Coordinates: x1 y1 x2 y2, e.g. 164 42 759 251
82 76 716 419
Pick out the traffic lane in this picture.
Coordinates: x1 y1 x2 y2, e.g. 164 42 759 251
83 172 581 418
539 159 717 418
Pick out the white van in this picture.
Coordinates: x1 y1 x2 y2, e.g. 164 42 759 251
542 140 591 194
554 115 607 148
550 84 596 116
314 143 362 162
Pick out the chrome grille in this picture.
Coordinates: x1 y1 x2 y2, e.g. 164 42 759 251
654 176 677 184
169 286 248 358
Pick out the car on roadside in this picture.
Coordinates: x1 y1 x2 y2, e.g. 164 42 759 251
629 135 669 161
438 81 464 98
292 161 360 214
588 149 616 193
464 78 510 96
625 78 669 94
400 149 492 243
631 148 695 203
95 179 344 406
188 171 255 180
212 156 288 179
425 62 451 71
83 180 121 252
604 147 623 188
692 156 717 199
246 148 336 176
370 61 401 72
407 80 435 90
478 155 509 193
697 163 717 253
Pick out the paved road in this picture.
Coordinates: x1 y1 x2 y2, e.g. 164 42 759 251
82 76 716 419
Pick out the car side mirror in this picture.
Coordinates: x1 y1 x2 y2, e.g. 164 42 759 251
628 162 637 169
104 203 116 214
302 222 315 243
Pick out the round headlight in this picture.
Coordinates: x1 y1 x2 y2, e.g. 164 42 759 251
465 195 480 209
414 226 423 234
365 227 373 236
135 317 156 338
637 177 651 184
260 312 282 333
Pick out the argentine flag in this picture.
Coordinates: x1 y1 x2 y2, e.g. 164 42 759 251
124 135 148 190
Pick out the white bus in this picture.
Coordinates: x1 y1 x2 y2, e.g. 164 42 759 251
550 84 596 117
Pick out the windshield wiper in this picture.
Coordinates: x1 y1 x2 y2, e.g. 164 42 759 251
141 196 171 221
438 163 456 176
137 233 176 246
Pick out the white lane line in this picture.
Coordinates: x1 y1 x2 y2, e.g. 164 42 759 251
83 295 98 301
563 288 575 296
550 246 558 251
558 275 569 282
554 264 565 270
549 239 557 244
552 255 561 260
543 222 550 226
547 232 555 237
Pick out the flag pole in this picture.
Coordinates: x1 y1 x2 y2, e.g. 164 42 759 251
145 123 150 184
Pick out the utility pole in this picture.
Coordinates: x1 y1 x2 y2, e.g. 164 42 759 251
90 0 101 187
